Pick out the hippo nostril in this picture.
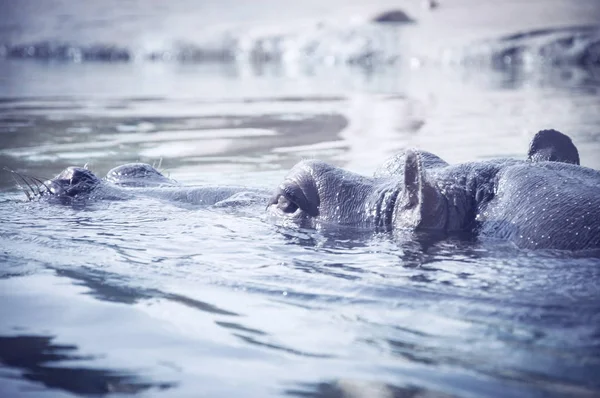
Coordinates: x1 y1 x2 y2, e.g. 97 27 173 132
268 190 303 216
275 195 299 214
268 181 320 218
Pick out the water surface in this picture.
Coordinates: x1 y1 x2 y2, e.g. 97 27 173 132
1 1 600 397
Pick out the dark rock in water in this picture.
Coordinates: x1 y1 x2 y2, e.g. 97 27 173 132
372 10 415 24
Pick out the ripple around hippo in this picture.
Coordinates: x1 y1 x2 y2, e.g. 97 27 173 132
13 130 600 251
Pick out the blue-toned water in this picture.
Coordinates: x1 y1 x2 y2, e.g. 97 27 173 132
1 1 600 397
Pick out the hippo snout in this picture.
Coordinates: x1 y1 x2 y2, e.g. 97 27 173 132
267 160 380 227
267 160 323 224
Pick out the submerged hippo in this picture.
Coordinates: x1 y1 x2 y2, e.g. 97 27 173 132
12 129 599 251
13 162 267 207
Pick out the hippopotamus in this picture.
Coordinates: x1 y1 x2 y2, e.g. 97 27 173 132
12 129 599 251
267 129 599 250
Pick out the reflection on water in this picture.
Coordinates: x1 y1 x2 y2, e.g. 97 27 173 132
0 335 175 395
285 381 454 398
2 0 600 397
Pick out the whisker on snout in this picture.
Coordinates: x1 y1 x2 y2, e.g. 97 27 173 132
3 167 52 201
4 167 35 200
29 176 53 195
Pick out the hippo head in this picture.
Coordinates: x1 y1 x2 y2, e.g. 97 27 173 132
45 166 101 198
267 151 449 231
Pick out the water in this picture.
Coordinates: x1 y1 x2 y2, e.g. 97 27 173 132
1 1 600 397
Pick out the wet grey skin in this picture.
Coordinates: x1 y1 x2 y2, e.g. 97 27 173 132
24 163 267 207
105 163 179 187
34 166 117 205
20 129 599 250
268 130 600 250
43 166 103 198
31 164 154 204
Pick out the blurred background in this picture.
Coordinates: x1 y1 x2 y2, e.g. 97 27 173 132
1 0 599 185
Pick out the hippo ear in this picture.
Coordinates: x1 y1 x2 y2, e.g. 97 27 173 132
527 129 580 165
403 149 426 208
400 149 446 230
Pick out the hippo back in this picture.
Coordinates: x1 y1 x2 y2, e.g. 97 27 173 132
105 163 178 187
477 162 600 250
